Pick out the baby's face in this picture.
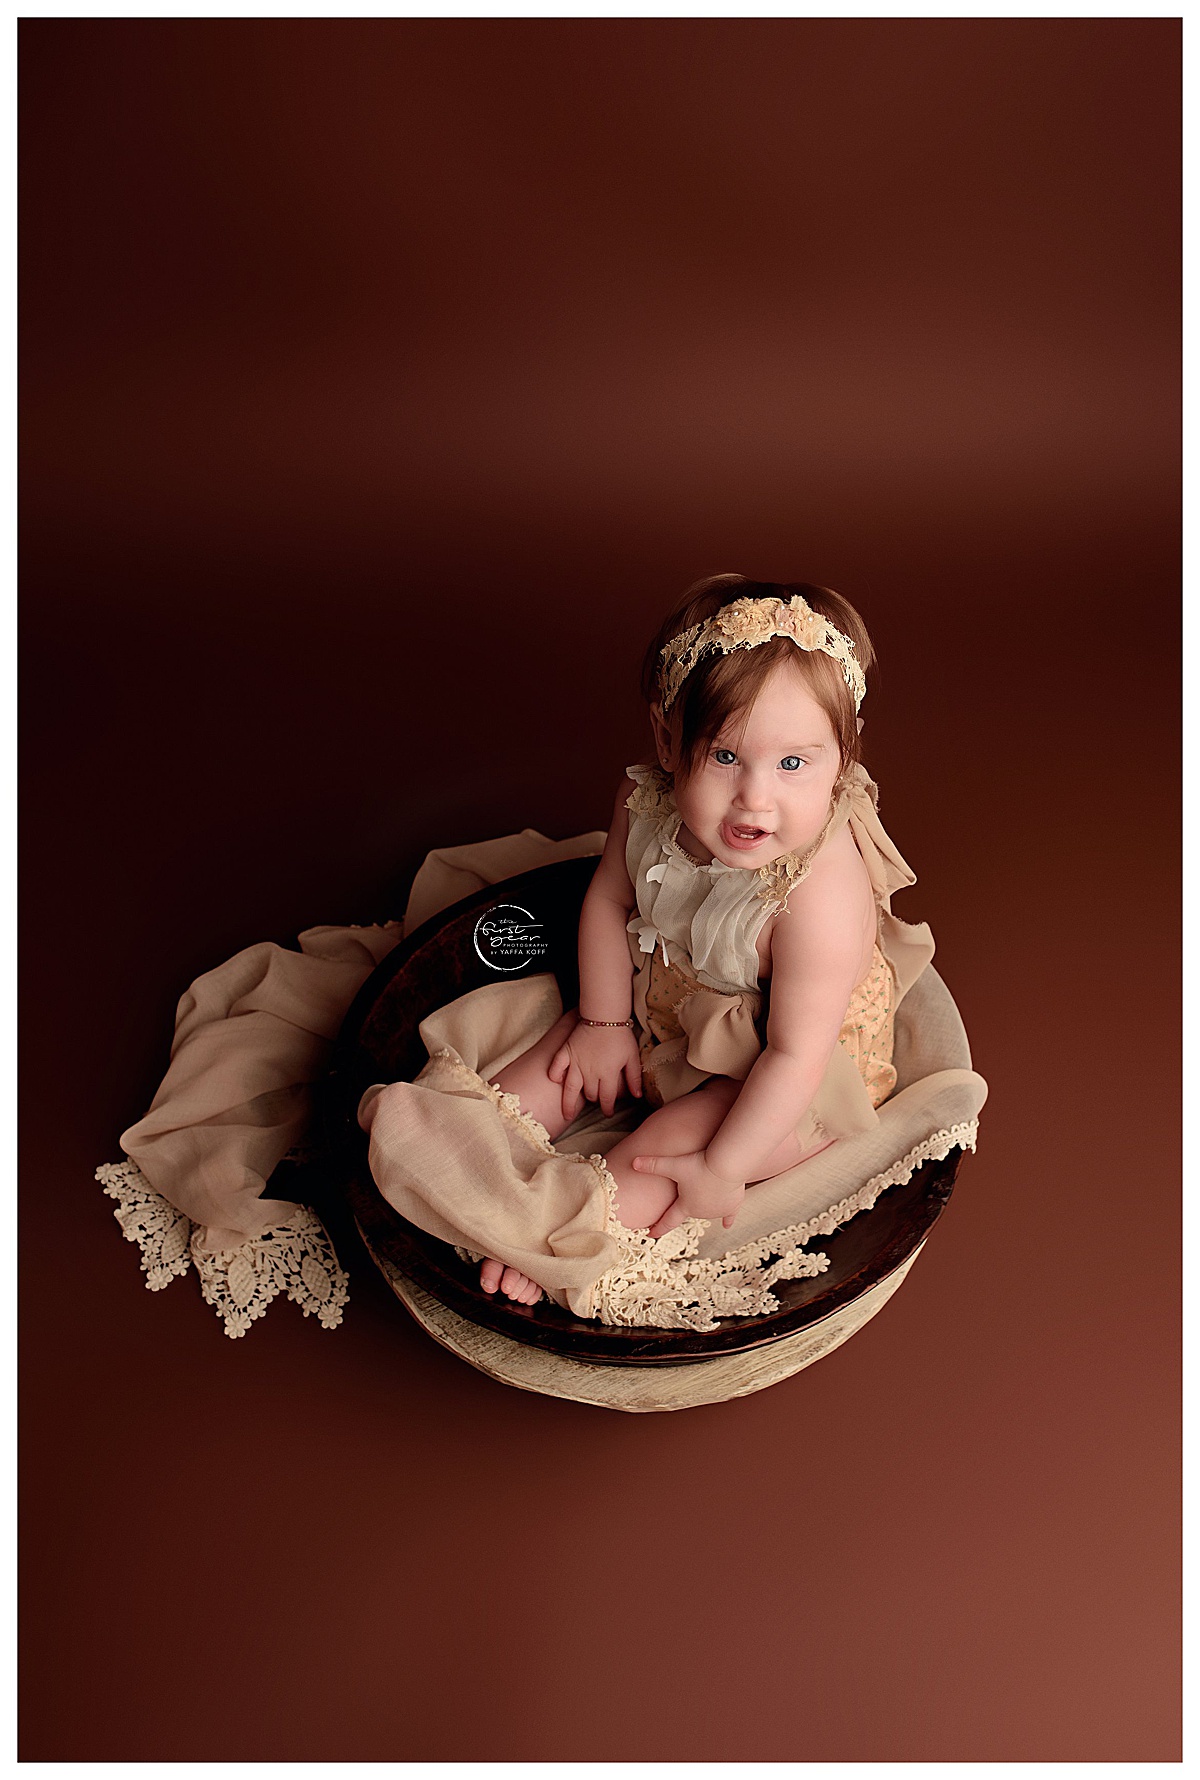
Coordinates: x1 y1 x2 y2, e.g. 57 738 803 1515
667 660 843 868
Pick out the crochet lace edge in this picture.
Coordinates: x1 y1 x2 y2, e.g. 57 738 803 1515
94 1161 349 1339
581 1118 978 1331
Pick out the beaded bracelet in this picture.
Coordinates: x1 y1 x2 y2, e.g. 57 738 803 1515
578 1016 635 1028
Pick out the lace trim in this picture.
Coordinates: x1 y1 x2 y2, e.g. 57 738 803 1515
588 1116 979 1330
752 846 818 917
752 780 855 917
95 1160 349 1339
663 822 712 870
714 1118 979 1270
96 1160 193 1290
189 1206 349 1340
586 1152 831 1331
658 594 867 716
428 1047 561 1155
423 1053 829 1330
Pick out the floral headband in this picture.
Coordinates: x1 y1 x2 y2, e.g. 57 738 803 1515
657 593 867 716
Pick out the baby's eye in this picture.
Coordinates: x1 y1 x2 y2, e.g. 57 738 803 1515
712 748 807 770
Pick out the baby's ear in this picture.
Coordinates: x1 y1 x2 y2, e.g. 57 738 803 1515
649 700 676 766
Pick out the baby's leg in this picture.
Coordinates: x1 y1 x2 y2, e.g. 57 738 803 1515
601 1076 743 1230
487 1008 579 1143
605 1081 834 1231
479 1008 580 1304
745 1124 835 1182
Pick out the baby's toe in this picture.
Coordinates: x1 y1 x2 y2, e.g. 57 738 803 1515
500 1265 527 1298
480 1258 503 1294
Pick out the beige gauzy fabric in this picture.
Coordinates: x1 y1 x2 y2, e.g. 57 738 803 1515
359 953 987 1331
115 922 406 1254
96 826 604 1335
117 826 607 1250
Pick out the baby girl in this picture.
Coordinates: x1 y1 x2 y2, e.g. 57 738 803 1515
479 574 898 1306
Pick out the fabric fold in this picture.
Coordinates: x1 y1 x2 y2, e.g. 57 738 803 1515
118 925 405 1252
114 829 606 1262
359 1047 622 1307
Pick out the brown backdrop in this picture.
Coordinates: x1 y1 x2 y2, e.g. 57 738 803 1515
20 18 1179 1762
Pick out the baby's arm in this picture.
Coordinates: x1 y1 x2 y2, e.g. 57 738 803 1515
576 776 639 1021
631 873 870 1231
548 778 644 1120
701 870 870 1189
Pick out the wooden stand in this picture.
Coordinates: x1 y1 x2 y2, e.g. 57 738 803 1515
362 1231 926 1413
329 859 966 1404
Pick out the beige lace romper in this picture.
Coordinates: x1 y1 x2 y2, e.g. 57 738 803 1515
622 761 929 1143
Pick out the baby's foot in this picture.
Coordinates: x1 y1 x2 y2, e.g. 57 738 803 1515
479 1257 543 1305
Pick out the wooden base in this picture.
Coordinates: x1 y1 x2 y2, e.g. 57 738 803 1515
363 1236 926 1412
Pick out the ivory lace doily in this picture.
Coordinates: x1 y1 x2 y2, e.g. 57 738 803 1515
94 1158 349 1340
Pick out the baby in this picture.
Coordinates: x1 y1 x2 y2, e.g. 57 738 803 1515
480 574 890 1305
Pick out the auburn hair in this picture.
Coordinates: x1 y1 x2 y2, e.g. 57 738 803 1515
639 574 877 788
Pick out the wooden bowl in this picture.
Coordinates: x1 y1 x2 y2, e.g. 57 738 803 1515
322 857 962 1370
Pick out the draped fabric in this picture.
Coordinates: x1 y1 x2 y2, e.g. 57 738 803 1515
115 828 608 1254
117 922 407 1254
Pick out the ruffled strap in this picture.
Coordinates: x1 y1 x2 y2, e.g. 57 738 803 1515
624 761 676 824
839 764 916 908
839 765 936 1001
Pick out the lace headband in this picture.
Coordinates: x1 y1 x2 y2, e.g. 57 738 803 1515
657 592 866 716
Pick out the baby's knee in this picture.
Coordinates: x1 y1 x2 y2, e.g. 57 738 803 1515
746 1115 834 1184
486 1055 570 1141
495 1008 577 1079
613 1076 736 1156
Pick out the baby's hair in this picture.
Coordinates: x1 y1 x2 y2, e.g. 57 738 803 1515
639 573 878 788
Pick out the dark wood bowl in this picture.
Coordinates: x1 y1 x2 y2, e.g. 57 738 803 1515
322 857 962 1366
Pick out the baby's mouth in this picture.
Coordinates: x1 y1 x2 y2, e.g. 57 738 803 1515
722 821 772 850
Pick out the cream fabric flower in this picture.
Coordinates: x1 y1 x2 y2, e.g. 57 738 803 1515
711 600 778 647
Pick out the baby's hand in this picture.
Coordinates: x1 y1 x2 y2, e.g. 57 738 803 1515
629 1149 746 1236
548 1021 643 1123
